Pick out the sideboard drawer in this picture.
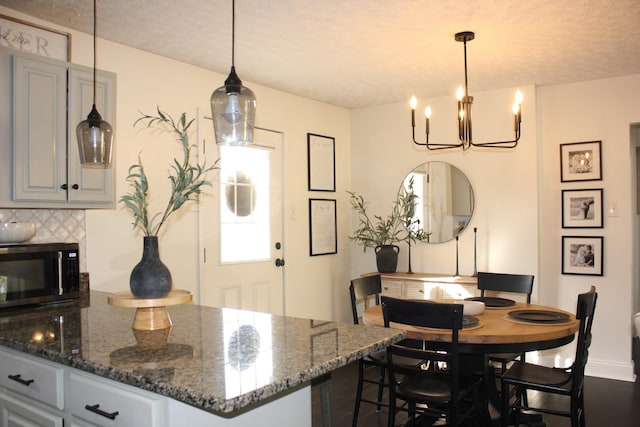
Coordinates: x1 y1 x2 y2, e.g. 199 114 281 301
439 282 478 299
381 279 403 297
404 282 440 300
0 348 64 409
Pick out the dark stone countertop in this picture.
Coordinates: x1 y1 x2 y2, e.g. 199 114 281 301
0 290 405 415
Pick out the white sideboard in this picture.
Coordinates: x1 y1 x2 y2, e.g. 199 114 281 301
378 272 479 300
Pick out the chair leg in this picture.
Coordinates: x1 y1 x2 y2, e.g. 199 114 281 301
501 379 511 427
375 366 385 411
352 360 365 427
579 392 586 427
571 391 585 427
387 392 396 427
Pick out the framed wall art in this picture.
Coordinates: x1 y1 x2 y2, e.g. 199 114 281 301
560 140 602 182
309 198 337 256
562 236 603 276
561 188 603 228
307 133 335 192
0 14 71 61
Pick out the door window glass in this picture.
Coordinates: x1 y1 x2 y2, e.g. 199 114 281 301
220 146 270 263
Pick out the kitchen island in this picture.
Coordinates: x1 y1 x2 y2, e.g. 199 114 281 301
0 291 405 426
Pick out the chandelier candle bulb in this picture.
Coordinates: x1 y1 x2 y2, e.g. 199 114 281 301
410 96 417 126
425 106 431 134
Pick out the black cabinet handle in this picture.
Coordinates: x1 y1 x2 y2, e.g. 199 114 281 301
72 184 79 190
61 183 68 190
85 404 119 420
8 374 34 386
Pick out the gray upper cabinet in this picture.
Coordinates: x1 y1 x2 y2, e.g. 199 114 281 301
0 47 116 208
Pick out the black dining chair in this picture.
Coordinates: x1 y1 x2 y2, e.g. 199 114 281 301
500 286 597 427
349 276 424 427
349 275 389 426
477 272 535 373
381 296 483 427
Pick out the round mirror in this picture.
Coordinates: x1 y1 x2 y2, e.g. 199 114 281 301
401 162 474 244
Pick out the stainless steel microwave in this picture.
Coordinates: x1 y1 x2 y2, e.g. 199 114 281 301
0 243 80 309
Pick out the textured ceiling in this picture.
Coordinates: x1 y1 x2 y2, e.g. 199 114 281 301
2 0 640 109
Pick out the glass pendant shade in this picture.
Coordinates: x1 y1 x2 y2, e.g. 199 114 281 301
76 105 113 167
211 66 256 146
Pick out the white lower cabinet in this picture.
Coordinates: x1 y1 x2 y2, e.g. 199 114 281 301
0 346 311 426
0 392 64 427
0 347 167 427
0 347 65 427
66 372 166 427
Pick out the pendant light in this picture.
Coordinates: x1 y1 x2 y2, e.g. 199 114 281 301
76 0 113 167
410 31 522 151
210 0 256 146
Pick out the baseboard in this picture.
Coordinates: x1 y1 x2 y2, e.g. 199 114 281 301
536 354 636 382
585 357 636 382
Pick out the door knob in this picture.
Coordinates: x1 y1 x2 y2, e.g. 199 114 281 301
275 258 285 267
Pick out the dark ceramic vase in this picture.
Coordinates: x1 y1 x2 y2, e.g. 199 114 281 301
130 236 172 298
375 244 400 273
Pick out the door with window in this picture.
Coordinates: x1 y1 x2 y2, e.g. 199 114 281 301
199 127 284 315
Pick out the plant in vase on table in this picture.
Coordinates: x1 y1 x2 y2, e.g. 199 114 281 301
120 108 220 298
348 177 430 273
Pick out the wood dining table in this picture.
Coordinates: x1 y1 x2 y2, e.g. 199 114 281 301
362 299 579 426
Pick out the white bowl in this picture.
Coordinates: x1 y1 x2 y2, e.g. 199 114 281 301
461 300 485 316
0 222 36 244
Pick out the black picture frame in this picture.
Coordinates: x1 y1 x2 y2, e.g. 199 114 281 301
561 236 603 276
307 133 336 192
560 141 602 182
561 189 603 228
309 198 337 256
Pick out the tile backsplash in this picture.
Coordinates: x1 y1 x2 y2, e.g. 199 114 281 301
0 209 87 271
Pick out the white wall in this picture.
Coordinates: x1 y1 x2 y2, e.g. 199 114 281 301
538 75 640 381
0 6 354 323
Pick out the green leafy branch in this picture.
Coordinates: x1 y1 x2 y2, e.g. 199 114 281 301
348 177 430 250
120 107 220 236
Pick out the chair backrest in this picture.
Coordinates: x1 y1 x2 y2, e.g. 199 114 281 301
381 296 464 412
572 286 598 391
477 272 534 303
349 275 383 325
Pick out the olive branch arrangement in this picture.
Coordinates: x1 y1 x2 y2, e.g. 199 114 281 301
348 176 430 250
120 107 220 236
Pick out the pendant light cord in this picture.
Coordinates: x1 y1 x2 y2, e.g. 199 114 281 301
231 0 235 67
92 0 97 106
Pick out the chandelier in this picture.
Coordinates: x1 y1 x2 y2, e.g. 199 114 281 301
411 31 522 151
210 0 256 146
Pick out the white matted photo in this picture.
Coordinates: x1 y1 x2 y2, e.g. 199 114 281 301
307 133 335 192
560 140 602 182
562 236 603 276
562 189 603 228
309 198 337 256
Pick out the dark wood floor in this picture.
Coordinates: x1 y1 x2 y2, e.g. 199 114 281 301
312 340 640 427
